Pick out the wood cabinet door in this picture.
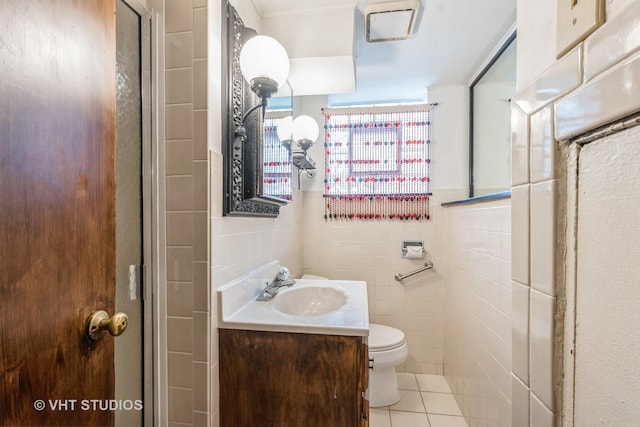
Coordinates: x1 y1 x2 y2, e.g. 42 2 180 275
220 329 367 427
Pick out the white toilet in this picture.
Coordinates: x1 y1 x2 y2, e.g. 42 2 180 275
300 274 409 407
368 323 409 407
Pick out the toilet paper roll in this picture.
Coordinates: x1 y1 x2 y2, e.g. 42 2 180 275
405 246 424 259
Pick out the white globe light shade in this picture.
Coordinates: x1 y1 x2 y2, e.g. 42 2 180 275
239 36 290 88
292 115 319 143
276 116 294 141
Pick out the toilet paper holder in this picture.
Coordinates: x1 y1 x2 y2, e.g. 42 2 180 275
401 240 424 258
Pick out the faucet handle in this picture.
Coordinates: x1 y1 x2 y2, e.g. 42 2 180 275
276 267 290 281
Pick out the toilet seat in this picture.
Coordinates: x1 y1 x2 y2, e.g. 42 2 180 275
369 323 406 352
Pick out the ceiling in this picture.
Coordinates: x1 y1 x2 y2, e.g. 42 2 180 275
250 0 517 105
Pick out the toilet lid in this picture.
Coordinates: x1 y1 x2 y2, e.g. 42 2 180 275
369 323 405 351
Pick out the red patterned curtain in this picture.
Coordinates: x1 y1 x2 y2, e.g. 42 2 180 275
323 105 431 220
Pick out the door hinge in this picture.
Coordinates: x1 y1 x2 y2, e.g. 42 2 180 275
361 391 369 421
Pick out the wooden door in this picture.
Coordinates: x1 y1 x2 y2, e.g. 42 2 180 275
0 1 118 425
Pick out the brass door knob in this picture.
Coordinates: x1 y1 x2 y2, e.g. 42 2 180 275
87 310 128 341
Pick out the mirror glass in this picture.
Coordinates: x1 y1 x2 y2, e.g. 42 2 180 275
470 33 517 197
264 92 293 201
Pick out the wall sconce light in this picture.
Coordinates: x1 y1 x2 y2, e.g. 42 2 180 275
236 35 290 142
277 114 318 186
291 115 319 153
276 115 319 155
276 115 294 152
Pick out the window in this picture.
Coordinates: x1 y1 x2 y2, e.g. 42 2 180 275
262 112 293 200
323 105 431 220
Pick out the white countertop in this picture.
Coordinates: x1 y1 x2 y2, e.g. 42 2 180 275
217 262 369 337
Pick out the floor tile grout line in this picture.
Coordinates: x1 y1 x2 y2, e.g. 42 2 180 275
373 374 467 427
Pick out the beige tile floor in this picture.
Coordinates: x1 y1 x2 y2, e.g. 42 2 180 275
369 373 468 427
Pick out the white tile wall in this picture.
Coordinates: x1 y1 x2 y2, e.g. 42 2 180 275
511 281 529 385
513 46 582 116
529 290 554 411
530 394 554 427
583 1 640 82
529 180 556 296
555 51 640 140
511 374 530 427
530 107 556 183
302 190 459 374
510 184 529 285
442 198 512 427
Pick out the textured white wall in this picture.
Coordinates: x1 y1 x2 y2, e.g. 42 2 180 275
427 85 470 192
574 125 640 426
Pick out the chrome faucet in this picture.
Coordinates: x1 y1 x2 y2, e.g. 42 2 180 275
256 267 296 301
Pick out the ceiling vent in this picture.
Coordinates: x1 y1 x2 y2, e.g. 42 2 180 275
364 0 421 42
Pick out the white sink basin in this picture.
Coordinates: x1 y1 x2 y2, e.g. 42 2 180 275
273 286 348 316
217 261 369 336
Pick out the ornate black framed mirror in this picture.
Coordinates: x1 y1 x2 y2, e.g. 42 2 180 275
221 2 291 217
